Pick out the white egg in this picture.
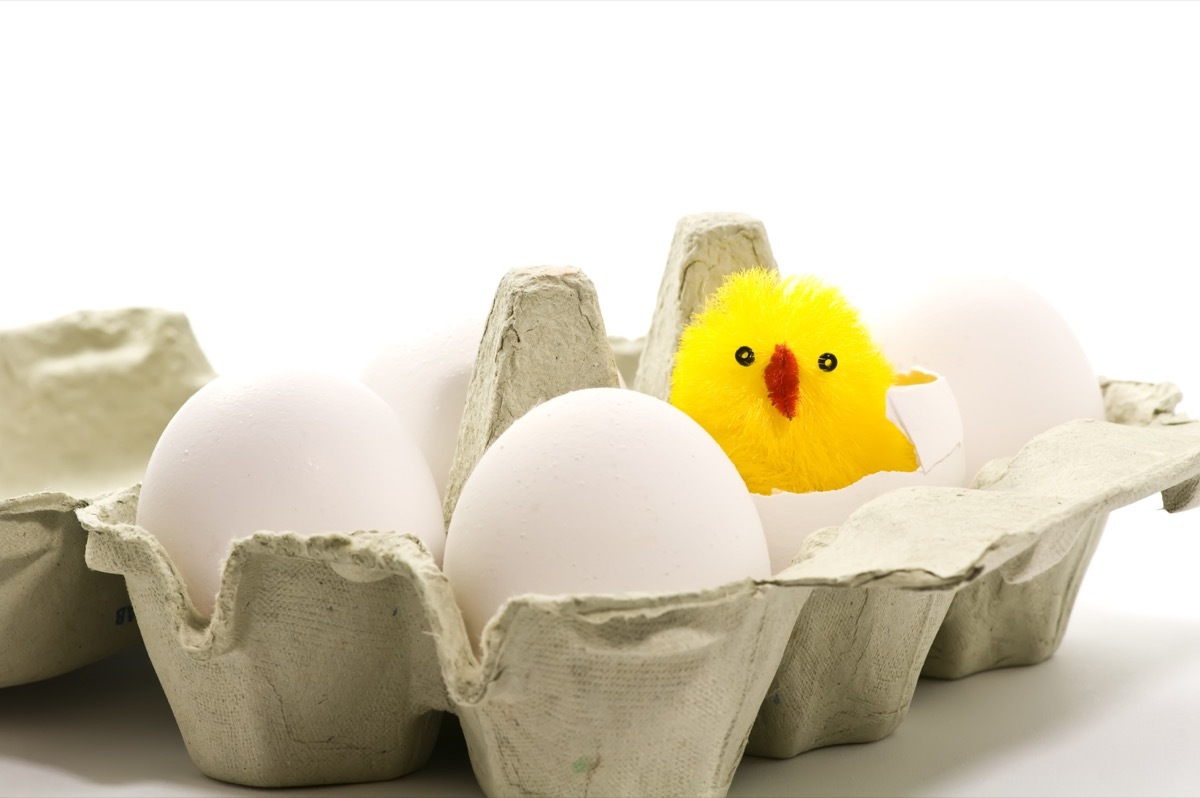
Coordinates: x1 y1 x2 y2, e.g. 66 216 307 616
753 371 966 573
870 276 1105 482
442 387 772 649
360 314 486 500
136 369 446 619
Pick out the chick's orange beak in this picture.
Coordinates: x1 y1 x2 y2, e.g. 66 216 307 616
764 343 800 420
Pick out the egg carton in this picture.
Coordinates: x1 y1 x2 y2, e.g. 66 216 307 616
71 215 1200 797
11 215 1200 795
0 308 215 687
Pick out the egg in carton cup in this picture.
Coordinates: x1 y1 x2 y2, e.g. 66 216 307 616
0 308 214 688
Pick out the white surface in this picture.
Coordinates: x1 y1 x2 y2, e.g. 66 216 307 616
2 1 1199 796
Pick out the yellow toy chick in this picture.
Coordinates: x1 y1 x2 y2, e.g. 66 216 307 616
669 268 917 495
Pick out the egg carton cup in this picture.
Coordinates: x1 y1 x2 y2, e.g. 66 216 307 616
81 487 451 787
920 377 1199 678
0 492 138 688
0 308 214 687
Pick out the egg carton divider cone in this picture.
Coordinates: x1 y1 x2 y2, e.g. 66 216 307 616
443 266 621 524
0 308 214 687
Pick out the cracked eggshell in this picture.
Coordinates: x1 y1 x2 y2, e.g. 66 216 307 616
135 369 446 619
442 387 773 649
755 372 966 573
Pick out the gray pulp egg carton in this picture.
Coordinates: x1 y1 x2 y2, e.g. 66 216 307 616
0 308 215 687
70 214 1200 797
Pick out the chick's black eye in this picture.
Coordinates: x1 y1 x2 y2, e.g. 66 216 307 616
735 346 755 366
818 352 838 372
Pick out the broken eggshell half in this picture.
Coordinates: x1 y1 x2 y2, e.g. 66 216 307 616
753 369 966 574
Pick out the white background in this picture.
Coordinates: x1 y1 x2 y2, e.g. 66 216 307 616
1 2 1198 796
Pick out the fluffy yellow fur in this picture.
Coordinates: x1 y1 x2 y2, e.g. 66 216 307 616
669 268 917 494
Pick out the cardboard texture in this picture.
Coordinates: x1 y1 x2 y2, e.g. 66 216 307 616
921 513 1106 678
924 387 1200 678
0 308 214 686
81 488 451 788
747 587 954 757
633 213 778 400
451 584 809 798
0 492 137 688
68 216 1200 794
0 308 214 499
443 266 620 523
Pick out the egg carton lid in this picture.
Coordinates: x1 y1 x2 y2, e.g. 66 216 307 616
0 308 215 686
